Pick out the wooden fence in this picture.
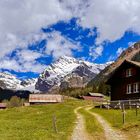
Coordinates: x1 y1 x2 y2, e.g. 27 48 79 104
95 99 140 124
101 99 140 109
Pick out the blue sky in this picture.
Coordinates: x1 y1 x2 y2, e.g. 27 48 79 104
0 1 140 79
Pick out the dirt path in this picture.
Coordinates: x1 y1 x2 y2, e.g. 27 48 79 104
86 107 127 140
71 107 91 140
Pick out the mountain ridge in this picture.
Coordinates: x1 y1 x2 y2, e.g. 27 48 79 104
0 72 37 91
0 56 111 93
35 56 110 92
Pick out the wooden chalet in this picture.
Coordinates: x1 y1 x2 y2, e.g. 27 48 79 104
106 60 140 101
82 92 104 101
29 94 63 104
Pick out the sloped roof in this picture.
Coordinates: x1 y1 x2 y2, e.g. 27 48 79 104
29 94 63 103
126 60 140 67
106 59 140 84
88 92 104 97
0 103 7 107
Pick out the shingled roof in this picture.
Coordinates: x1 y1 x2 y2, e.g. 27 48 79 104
29 94 63 103
0 103 7 108
88 92 104 97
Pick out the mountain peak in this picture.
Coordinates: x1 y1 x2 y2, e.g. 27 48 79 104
35 56 110 92
59 55 76 60
56 56 78 64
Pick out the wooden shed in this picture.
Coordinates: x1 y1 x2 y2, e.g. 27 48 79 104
29 94 63 104
82 92 104 101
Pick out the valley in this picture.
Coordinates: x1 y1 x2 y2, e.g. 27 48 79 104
1 1 140 140
0 99 140 140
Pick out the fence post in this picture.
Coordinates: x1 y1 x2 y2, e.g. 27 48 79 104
100 102 102 109
122 103 125 124
129 100 131 109
52 114 58 133
107 101 109 110
136 102 138 116
119 100 121 109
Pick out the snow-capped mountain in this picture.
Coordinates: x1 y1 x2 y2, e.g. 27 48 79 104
0 72 23 90
0 72 37 91
0 56 111 93
20 78 39 92
35 56 110 92
21 78 37 87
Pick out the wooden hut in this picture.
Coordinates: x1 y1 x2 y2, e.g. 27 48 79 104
82 92 104 101
29 94 63 104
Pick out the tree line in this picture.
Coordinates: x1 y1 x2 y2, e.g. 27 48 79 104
59 82 110 98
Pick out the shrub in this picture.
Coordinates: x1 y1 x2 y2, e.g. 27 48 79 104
2 96 26 108
9 96 22 107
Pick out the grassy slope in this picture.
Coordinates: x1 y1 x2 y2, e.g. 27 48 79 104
92 108 140 139
0 99 88 140
79 107 105 140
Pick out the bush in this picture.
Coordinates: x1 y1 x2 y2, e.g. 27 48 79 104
2 96 25 108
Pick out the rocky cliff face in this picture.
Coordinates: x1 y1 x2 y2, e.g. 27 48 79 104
20 78 38 92
35 56 109 92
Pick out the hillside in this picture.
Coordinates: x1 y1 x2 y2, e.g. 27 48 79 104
88 41 140 87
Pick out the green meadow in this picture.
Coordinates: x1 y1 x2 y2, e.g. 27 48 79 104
1 98 140 140
0 99 88 140
92 108 140 140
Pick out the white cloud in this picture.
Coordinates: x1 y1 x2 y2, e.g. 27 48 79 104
45 31 80 59
75 0 140 44
0 31 80 73
1 0 140 73
0 58 21 72
16 49 43 62
0 56 46 73
89 45 103 60
128 41 136 47
117 47 125 56
108 55 116 61
0 0 72 58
